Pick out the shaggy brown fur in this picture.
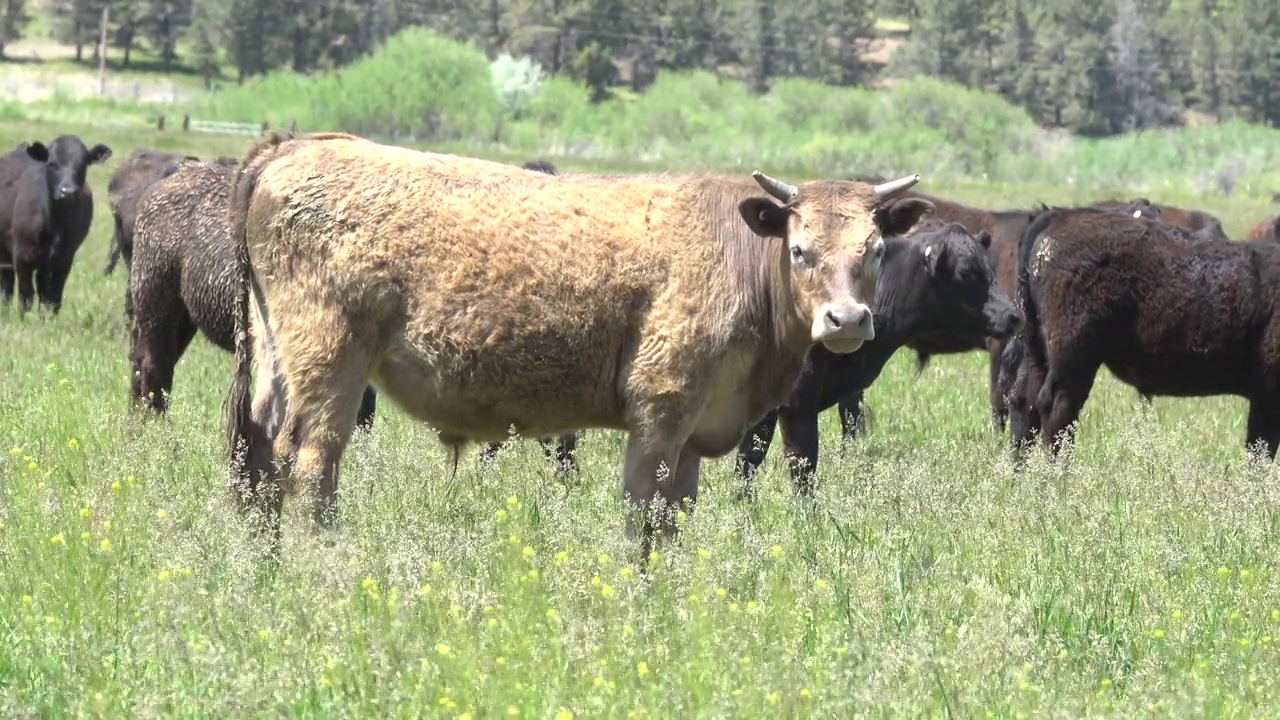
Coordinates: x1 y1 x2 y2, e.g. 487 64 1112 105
1007 208 1280 459
104 149 198 277
1247 215 1278 243
130 157 378 427
225 131 932 554
478 158 579 473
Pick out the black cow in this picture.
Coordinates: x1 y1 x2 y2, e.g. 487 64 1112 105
104 148 199 278
0 136 112 313
1006 206 1280 459
735 220 1024 496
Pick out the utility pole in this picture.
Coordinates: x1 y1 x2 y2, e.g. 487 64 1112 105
98 5 109 96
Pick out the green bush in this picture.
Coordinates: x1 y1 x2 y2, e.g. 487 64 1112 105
195 28 502 142
150 33 1280 197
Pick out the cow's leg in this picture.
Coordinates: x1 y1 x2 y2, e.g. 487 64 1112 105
37 257 75 315
270 308 373 531
778 405 821 496
837 392 866 441
354 385 377 433
735 411 777 500
539 432 578 474
129 286 196 413
621 435 685 558
0 264 13 303
478 441 505 465
1244 401 1280 462
988 342 1009 432
1035 362 1099 458
14 261 35 313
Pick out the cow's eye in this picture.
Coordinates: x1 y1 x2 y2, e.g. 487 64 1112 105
789 245 806 265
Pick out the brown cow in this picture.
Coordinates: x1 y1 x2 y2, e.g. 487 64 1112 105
104 149 199 278
1247 216 1278 243
1092 197 1223 233
1006 207 1280 459
225 131 932 555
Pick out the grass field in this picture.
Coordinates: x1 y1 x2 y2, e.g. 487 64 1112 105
2 119 1280 717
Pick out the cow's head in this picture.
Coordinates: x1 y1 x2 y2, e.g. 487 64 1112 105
739 172 934 353
899 223 1023 344
30 135 112 203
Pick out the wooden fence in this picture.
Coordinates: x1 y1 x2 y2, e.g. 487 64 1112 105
154 114 298 136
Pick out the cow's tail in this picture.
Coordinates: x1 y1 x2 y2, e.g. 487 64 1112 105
225 130 296 495
1008 206 1059 405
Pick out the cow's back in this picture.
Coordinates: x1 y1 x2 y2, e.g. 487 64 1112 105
134 161 239 350
243 137 751 437
1028 213 1275 395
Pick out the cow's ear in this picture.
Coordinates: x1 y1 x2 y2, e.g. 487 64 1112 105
877 197 934 237
88 144 112 164
739 197 790 238
25 142 48 163
974 230 992 249
923 242 946 276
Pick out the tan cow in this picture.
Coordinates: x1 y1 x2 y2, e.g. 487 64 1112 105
225 131 933 555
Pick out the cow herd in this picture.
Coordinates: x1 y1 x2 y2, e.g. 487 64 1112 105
3 128 1280 558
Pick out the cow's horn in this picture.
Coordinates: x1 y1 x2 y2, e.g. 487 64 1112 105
752 171 799 204
873 174 920 199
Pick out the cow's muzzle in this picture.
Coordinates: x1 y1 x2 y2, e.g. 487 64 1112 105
813 302 874 353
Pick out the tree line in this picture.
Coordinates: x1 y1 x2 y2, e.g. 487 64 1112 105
3 0 1278 136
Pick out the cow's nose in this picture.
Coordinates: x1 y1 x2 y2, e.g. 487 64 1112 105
55 185 74 199
813 302 875 349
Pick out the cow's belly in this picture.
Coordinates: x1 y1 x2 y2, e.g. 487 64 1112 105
369 338 626 442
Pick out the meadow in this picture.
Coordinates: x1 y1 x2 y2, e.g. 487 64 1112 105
2 117 1280 718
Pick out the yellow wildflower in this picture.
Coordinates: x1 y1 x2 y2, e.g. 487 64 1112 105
436 643 451 656
80 532 90 541
619 567 634 580
507 495 519 508
99 539 111 551
815 578 828 591
601 585 615 599
800 688 812 700
715 587 727 599
555 551 568 564
22 595 31 604
545 608 559 621
110 481 121 492
155 509 167 520
556 713 572 720
157 570 171 582
27 462 37 472
522 546 535 559
507 707 519 717
496 509 507 521
697 548 710 560
767 692 778 705
770 544 783 559
67 438 78 449
49 533 65 546
637 662 649 677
